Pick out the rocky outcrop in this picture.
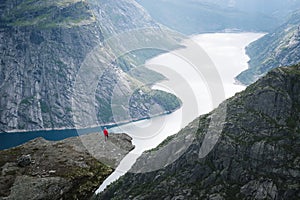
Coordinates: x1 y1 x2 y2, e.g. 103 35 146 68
16 155 31 167
0 132 134 199
0 0 181 132
96 64 300 199
237 11 300 85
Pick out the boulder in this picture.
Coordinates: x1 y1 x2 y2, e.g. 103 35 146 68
17 155 31 167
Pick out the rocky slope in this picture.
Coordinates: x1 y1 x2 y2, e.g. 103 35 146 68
0 0 181 132
0 132 134 200
237 11 300 85
96 64 300 199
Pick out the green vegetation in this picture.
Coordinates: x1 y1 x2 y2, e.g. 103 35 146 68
96 96 113 123
146 134 177 153
2 0 95 28
96 80 181 124
117 49 167 73
62 159 112 199
127 66 166 84
20 96 34 105
130 86 181 112
150 90 182 112
40 101 50 113
282 63 300 75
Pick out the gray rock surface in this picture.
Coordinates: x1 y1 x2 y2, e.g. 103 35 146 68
96 65 300 199
16 155 31 167
0 0 181 132
5 176 70 200
0 132 134 199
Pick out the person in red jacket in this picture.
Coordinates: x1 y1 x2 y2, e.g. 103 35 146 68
103 127 109 141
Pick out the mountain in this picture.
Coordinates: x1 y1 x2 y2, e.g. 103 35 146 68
193 0 300 20
237 11 300 85
96 64 300 199
0 0 182 132
135 0 281 34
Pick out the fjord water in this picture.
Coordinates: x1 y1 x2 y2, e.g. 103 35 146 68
96 32 264 193
0 126 111 150
0 32 263 191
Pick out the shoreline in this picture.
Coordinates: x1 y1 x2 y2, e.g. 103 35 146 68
0 108 182 151
96 31 266 193
0 108 180 135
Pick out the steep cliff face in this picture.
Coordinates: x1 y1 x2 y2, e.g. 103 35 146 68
0 0 181 132
97 64 300 199
237 11 300 85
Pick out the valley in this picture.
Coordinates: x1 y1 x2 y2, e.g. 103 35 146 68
0 0 299 199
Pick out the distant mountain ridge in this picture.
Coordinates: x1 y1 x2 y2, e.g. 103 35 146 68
237 10 300 85
192 0 300 19
96 63 300 199
135 0 292 34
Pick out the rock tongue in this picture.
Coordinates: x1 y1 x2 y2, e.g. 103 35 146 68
0 132 134 199
96 64 300 199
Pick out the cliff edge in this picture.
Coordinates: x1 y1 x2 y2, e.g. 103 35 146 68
0 132 134 199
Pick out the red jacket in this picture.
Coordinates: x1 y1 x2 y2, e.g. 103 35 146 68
103 129 108 136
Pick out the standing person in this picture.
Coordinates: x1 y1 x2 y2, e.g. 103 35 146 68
103 127 109 141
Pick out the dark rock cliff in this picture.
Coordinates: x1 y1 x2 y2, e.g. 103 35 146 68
0 0 181 132
97 64 300 199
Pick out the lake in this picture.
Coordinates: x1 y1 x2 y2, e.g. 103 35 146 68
0 126 114 150
96 32 265 193
0 32 264 194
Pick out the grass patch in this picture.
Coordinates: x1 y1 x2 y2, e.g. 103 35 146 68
20 96 34 105
5 0 95 28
